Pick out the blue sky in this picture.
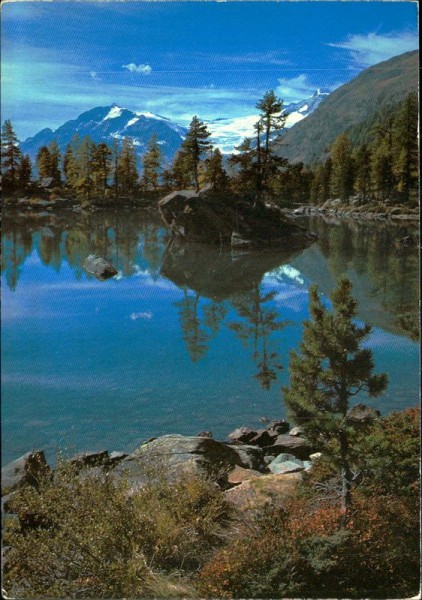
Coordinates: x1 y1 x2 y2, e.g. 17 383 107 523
1 1 418 140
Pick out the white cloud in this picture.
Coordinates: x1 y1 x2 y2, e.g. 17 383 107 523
122 63 152 75
327 31 419 68
276 74 315 103
130 311 153 321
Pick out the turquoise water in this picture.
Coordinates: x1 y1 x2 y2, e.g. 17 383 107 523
1 210 419 465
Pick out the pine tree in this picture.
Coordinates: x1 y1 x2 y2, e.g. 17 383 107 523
330 133 354 202
171 149 194 189
116 137 138 196
17 154 32 188
353 144 372 201
74 136 94 200
182 116 212 192
63 144 77 187
228 138 259 196
392 93 418 204
142 134 162 190
256 90 287 186
48 140 62 185
283 277 388 522
204 148 228 190
91 142 111 198
36 146 52 179
1 119 23 190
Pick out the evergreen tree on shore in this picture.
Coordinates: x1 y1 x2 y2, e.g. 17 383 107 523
1 120 22 191
181 116 212 192
283 277 388 523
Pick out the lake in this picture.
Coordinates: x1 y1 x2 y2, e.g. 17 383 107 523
1 209 419 465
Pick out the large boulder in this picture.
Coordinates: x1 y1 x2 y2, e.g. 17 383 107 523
228 444 265 471
158 190 316 249
263 434 313 460
267 453 310 474
224 472 302 511
114 435 243 492
2 451 50 495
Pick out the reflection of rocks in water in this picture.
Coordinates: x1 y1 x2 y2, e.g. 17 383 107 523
160 238 303 301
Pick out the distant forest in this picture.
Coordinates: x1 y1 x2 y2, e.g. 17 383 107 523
1 91 418 207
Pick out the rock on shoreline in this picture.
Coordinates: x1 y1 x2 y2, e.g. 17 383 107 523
1 420 320 515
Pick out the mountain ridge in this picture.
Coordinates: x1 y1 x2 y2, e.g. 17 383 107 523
273 50 418 165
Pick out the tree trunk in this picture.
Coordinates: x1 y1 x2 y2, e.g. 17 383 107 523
338 428 353 526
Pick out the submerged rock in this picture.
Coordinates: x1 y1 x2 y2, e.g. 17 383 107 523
83 254 117 280
158 189 316 249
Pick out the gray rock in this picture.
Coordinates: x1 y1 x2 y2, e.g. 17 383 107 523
69 450 110 469
289 426 304 437
263 455 277 465
115 435 243 493
266 419 290 434
228 444 265 471
267 453 305 474
83 254 117 280
346 404 381 424
228 427 257 444
249 429 279 447
108 451 128 466
196 431 213 438
264 434 313 460
2 451 50 494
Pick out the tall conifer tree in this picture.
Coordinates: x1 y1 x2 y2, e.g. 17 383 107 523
283 277 388 522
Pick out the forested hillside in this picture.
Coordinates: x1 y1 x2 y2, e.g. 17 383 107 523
274 50 418 165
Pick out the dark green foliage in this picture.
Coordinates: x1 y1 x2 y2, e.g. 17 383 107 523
17 154 33 188
180 116 212 191
116 137 138 196
1 119 22 191
142 133 163 190
204 148 229 191
3 460 235 599
357 407 420 496
283 277 388 515
308 92 418 205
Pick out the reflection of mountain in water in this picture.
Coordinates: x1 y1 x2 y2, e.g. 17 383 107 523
160 239 304 301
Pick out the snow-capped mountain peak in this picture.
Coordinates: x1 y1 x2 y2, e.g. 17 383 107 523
206 89 329 153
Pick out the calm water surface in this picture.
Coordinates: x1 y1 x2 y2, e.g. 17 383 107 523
1 209 419 465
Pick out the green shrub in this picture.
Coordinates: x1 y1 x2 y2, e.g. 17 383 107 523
3 459 235 598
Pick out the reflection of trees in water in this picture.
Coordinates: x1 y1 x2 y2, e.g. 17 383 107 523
1 226 33 292
228 285 286 390
1 210 168 289
174 291 213 363
173 283 286 390
307 217 419 339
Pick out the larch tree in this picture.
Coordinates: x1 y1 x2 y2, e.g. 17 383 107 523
283 277 388 523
